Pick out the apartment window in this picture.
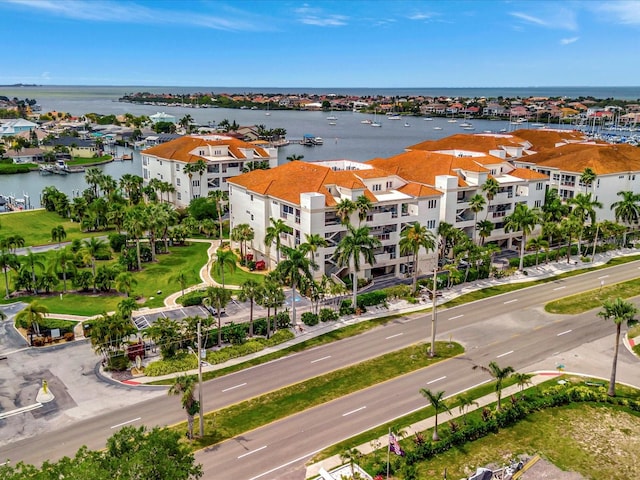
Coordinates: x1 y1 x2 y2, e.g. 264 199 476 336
372 184 382 192
552 173 560 181
159 160 162 166
386 181 393 189
250 194 254 201
177 192 181 200
192 180 200 187
426 219 436 229
295 208 301 224
175 164 180 171
619 175 625 179
427 199 437 209
251 214 254 221
534 200 542 208
214 149 222 155
282 204 294 218
176 178 181 186
536 182 543 190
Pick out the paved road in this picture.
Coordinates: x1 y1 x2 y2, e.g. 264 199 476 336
1 259 639 475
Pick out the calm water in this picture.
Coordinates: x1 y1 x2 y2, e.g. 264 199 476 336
4 84 629 207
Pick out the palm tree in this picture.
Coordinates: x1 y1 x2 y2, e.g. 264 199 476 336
580 167 597 193
503 203 539 271
286 154 304 162
335 198 356 225
482 177 500 220
22 249 45 294
171 271 189 300
259 277 284 338
455 393 478 425
208 190 228 239
568 192 602 255
399 222 436 293
512 372 534 393
472 361 515 411
238 279 262 337
597 297 638 397
183 162 198 200
84 167 103 198
212 248 237 289
203 286 232 347
300 233 327 265
231 223 254 260
611 190 640 247
276 246 314 326
115 271 138 297
0 251 20 298
16 301 49 340
340 447 361 478
355 194 373 225
418 388 450 441
51 225 66 247
117 297 138 321
559 215 582 263
123 206 147 271
51 247 76 293
264 218 292 268
168 375 199 439
526 236 549 267
476 219 494 246
468 193 486 245
81 238 109 292
333 224 381 307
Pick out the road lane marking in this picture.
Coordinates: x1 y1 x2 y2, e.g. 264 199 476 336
248 446 326 480
553 286 566 291
503 299 518 304
598 275 609 279
426 375 446 385
385 333 404 340
238 445 267 459
497 350 513 358
557 330 573 336
310 355 331 364
342 406 366 417
448 314 464 320
110 417 141 429
222 383 247 392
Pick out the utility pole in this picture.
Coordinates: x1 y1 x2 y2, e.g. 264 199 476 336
197 319 204 437
430 266 437 357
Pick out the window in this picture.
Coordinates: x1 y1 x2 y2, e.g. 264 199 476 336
536 182 543 191
175 164 180 171
386 181 393 189
176 178 181 186
534 200 542 208
372 184 382 192
177 192 181 200
552 173 560 181
192 180 200 187
427 199 437 209
426 219 436 229
250 194 254 201
282 204 294 218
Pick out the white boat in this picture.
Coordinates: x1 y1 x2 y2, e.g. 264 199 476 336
433 126 443 130
361 119 372 124
371 122 382 127
326 115 337 121
423 117 433 121
328 121 337 125
404 122 411 127
387 114 401 120
313 137 323 145
459 122 473 127
463 126 475 130
448 118 457 123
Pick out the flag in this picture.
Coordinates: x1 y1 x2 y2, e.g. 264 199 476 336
389 432 405 456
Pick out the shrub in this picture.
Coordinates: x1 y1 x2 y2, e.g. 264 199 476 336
339 300 356 316
275 311 291 328
180 290 206 307
106 353 130 371
109 233 127 253
301 312 319 326
357 290 387 307
63 332 75 342
319 308 339 322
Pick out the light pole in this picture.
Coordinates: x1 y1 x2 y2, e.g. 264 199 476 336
197 319 204 437
429 266 437 357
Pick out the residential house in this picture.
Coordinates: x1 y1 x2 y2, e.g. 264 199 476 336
0 118 38 137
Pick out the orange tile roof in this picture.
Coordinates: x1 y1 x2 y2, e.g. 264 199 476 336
406 133 528 154
509 129 587 150
508 167 549 180
142 135 270 162
524 143 640 175
397 182 441 197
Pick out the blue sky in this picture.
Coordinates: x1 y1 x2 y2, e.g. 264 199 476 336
1 0 639 88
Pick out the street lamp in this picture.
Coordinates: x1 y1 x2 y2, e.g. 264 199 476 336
189 320 205 437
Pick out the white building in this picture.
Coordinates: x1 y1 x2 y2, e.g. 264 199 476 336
141 135 278 208
149 112 177 124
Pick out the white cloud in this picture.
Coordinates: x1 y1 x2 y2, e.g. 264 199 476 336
294 5 348 27
509 7 578 30
4 0 262 31
592 0 640 25
560 36 579 45
408 12 434 21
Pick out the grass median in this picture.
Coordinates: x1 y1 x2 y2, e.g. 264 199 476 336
169 341 463 450
545 276 640 314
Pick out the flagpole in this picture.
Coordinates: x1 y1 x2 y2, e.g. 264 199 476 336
386 427 391 480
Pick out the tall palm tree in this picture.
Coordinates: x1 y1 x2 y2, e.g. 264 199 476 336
559 215 582 263
208 190 228 239
203 286 232 347
340 448 361 479
264 218 292 268
476 219 494 246
482 177 500 220
580 167 597 193
81 237 109 292
399 222 436 293
84 167 103 198
611 190 640 247
568 192 602 255
512 372 534 393
597 297 638 397
168 375 199 439
276 246 315 326
0 251 20 298
238 279 262 337
335 198 356 226
526 236 549 267
418 388 450 441
51 247 76 293
212 248 237 289
51 225 66 247
183 162 198 200
300 233 328 265
115 271 138 297
22 249 45 294
333 224 381 307
123 206 147 271
355 194 373 225
503 203 540 271
472 361 515 411
286 154 304 162
468 193 486 245
259 277 284 338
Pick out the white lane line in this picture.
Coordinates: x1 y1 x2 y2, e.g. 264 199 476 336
222 382 247 392
110 417 141 429
497 350 514 358
553 286 566 291
557 329 573 336
449 314 464 321
385 333 404 340
310 355 331 364
237 445 267 459
342 406 366 417
426 375 447 385
598 275 609 279
503 299 518 304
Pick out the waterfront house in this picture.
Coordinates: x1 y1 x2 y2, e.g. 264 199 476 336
0 118 38 137
149 112 177 124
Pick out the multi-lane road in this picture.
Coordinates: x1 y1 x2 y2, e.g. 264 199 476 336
2 260 639 479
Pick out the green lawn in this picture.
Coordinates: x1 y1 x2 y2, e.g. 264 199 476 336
0 209 104 246
545 277 640 314
211 264 265 286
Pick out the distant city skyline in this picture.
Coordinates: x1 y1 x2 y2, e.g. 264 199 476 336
1 0 639 88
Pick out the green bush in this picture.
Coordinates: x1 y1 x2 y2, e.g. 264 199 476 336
357 290 387 307
106 352 131 372
319 308 339 322
180 290 206 307
301 312 319 326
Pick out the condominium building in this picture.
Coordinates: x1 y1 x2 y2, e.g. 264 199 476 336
141 135 278 208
